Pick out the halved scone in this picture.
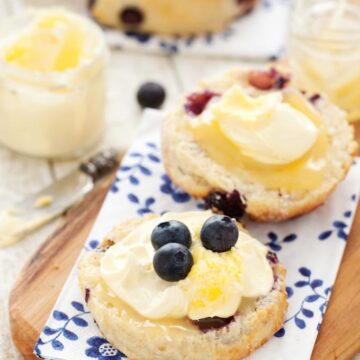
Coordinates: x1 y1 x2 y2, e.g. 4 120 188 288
89 0 257 36
162 67 357 221
78 211 287 360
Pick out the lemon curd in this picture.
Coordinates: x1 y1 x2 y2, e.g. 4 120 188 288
0 9 108 158
4 14 90 72
94 278 258 340
189 88 329 192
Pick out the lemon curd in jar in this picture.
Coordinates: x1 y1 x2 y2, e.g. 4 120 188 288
0 9 108 158
288 0 360 122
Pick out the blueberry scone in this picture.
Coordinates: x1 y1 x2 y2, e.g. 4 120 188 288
78 211 287 360
88 0 257 35
162 67 357 222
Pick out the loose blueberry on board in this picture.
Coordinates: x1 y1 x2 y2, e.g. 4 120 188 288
200 215 239 253
153 243 193 282
137 82 166 109
119 6 144 25
151 220 192 250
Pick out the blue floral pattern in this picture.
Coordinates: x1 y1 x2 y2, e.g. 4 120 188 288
35 302 89 357
35 122 360 359
266 232 297 252
111 142 160 194
160 175 191 203
318 195 355 241
85 337 125 360
275 267 332 337
128 193 156 215
85 240 100 251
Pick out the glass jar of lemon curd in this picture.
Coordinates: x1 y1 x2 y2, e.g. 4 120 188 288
288 0 360 122
0 8 108 158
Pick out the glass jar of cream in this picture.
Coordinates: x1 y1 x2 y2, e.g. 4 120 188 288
287 0 360 122
0 8 108 158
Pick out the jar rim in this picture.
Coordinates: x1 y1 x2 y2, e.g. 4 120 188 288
290 0 360 41
0 8 108 88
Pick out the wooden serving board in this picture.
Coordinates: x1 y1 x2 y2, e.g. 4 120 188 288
9 127 360 359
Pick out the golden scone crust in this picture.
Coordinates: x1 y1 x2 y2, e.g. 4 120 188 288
78 215 287 360
162 67 357 222
90 0 257 35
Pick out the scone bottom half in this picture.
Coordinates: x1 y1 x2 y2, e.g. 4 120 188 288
162 66 357 222
78 213 287 360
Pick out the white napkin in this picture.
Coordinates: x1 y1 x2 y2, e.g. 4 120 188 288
35 109 360 360
106 0 289 59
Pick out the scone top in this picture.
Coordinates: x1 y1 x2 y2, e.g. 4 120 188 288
100 211 273 321
185 67 330 193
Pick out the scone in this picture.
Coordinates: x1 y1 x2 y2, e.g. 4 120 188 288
88 0 257 35
162 67 357 222
78 211 287 360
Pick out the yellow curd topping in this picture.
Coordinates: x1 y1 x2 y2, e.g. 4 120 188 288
2 11 96 72
100 211 273 321
189 86 329 192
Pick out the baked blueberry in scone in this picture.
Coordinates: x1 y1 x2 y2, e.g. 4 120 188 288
78 211 287 360
162 67 357 221
88 0 257 35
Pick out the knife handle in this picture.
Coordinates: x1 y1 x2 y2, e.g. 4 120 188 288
79 149 119 182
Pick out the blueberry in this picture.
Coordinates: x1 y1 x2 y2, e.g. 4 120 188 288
204 190 246 220
200 215 238 253
194 316 234 332
151 220 191 250
137 82 166 109
119 6 144 25
153 243 193 282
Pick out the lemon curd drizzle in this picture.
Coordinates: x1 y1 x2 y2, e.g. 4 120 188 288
189 89 329 192
96 276 258 337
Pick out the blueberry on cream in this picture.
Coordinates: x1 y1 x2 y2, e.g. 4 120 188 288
151 220 192 250
153 243 194 282
100 211 273 321
200 215 239 253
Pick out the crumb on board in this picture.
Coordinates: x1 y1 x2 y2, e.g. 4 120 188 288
34 195 54 209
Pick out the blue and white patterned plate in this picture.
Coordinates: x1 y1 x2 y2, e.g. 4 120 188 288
35 110 360 360
105 0 289 60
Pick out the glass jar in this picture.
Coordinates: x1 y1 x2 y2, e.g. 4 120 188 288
0 9 108 158
287 0 360 122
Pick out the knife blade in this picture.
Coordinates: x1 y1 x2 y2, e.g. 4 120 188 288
0 149 119 248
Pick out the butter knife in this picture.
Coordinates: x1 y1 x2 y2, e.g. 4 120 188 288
0 149 119 248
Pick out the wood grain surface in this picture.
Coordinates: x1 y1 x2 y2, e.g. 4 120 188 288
9 175 114 360
9 126 360 360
